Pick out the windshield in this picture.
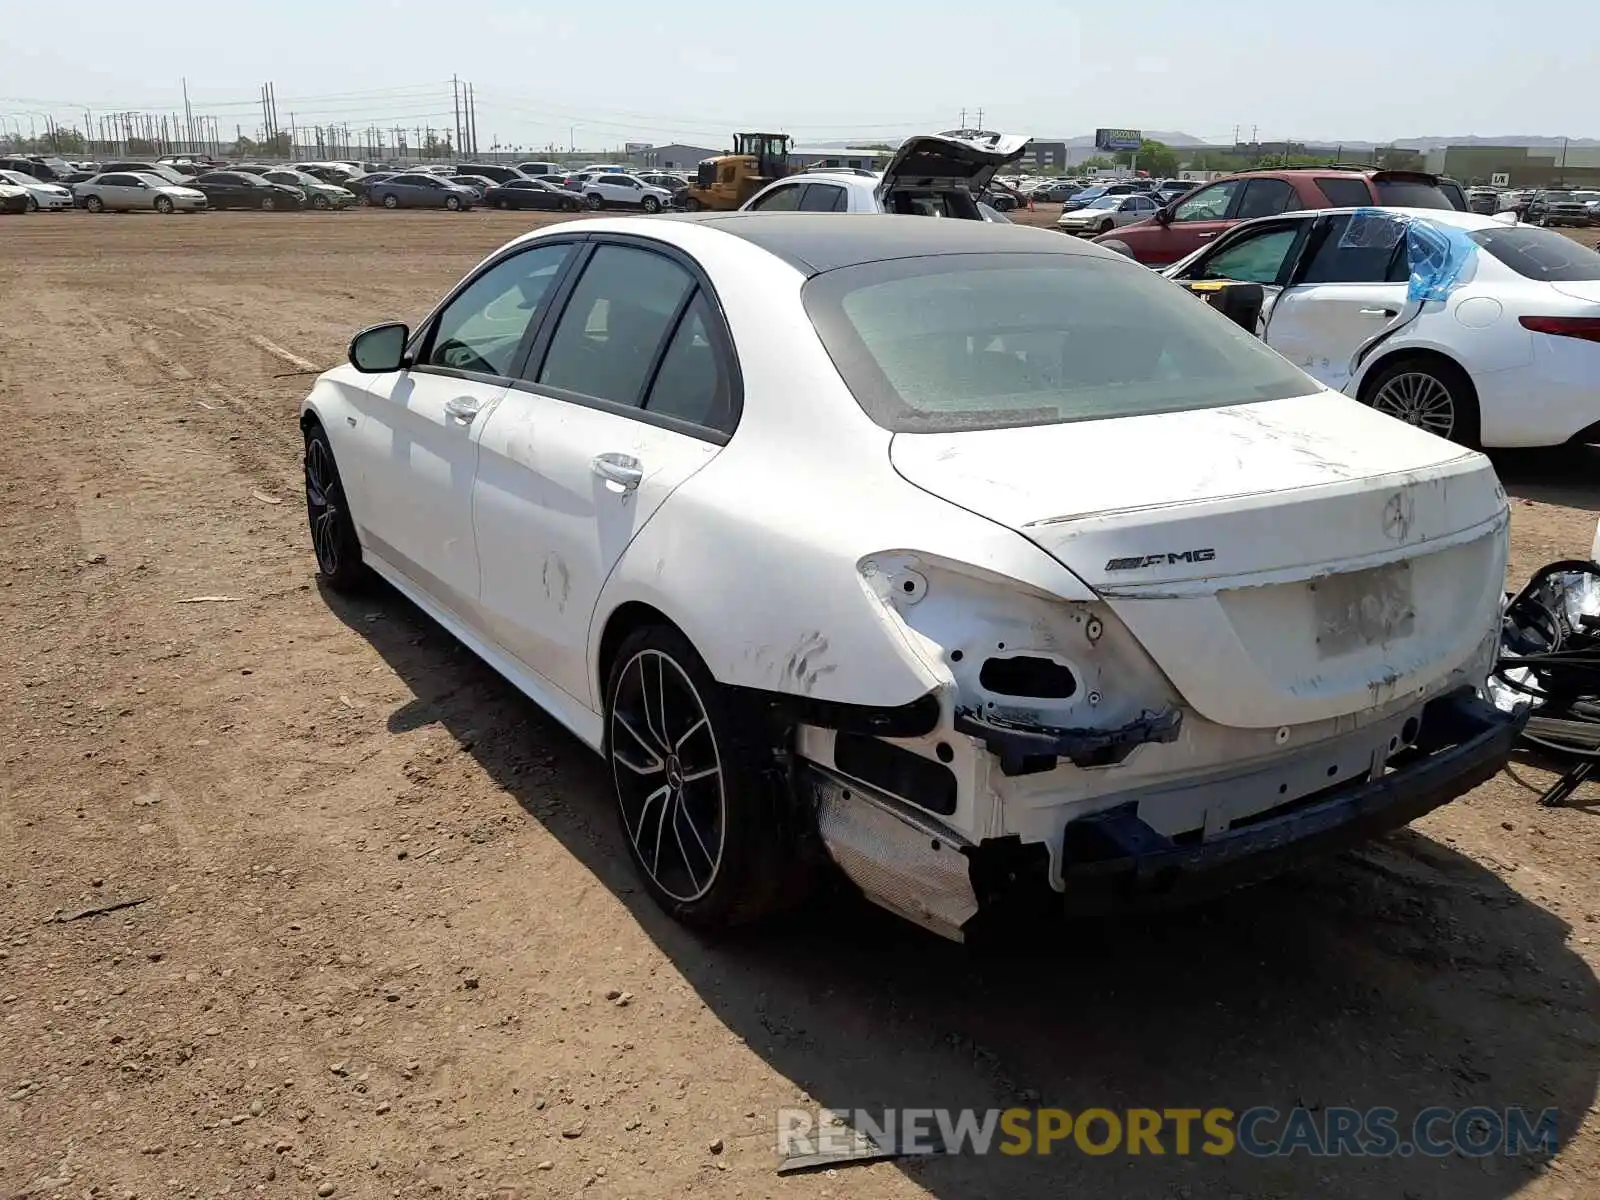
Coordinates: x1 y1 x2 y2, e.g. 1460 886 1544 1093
1084 196 1119 210
1541 192 1575 202
0 170 31 186
1074 187 1106 200
1470 227 1600 282
803 253 1318 433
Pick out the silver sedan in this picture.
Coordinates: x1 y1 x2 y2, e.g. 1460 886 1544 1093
74 171 208 214
1056 192 1162 236
0 169 75 211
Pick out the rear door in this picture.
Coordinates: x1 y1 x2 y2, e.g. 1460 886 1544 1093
1263 212 1411 391
472 238 733 706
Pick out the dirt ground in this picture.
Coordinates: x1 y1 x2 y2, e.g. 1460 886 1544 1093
2 207 1598 1200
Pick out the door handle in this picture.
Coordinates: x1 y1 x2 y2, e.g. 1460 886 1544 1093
591 453 643 492
1196 232 1220 240
1359 308 1397 318
443 395 481 422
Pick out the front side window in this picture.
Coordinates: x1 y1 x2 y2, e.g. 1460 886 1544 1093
1196 227 1301 284
805 254 1316 433
537 245 695 405
422 244 573 377
1172 180 1240 222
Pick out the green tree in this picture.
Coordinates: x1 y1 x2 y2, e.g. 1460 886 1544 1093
261 132 291 158
1114 139 1179 176
230 135 259 158
1080 155 1115 172
126 137 155 157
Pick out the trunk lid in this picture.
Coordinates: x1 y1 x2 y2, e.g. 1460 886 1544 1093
877 131 1030 201
1551 280 1600 304
890 394 1509 728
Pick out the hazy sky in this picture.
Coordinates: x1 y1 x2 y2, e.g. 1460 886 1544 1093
4 0 1592 151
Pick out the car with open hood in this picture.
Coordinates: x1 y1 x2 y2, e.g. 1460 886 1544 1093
742 130 1029 219
0 182 30 214
296 213 1519 943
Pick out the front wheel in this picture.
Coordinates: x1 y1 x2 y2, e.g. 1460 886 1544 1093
154 195 174 214
642 195 661 214
1099 219 1115 234
586 193 604 210
382 194 399 209
25 195 38 213
313 194 330 210
498 198 511 210
444 195 461 211
260 195 276 211
683 195 703 212
605 625 807 929
303 425 366 592
357 193 370 206
1362 356 1480 446
565 198 582 212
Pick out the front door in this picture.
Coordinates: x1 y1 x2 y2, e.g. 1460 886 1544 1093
350 240 580 618
472 241 733 708
1170 217 1311 335
1264 212 1411 391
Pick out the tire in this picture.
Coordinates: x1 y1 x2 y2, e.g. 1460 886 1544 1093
497 198 511 210
313 194 330 210
642 195 661 214
25 195 38 213
604 624 808 929
154 196 174 214
565 199 582 212
586 193 604 210
684 196 702 212
445 195 461 211
84 195 103 213
260 195 276 211
1099 219 1115 235
303 424 366 592
1361 354 1480 447
357 193 370 206
382 194 399 209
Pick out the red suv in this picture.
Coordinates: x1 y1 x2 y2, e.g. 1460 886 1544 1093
1094 168 1466 266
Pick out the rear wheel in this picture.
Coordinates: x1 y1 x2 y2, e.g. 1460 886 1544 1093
303 425 366 592
1362 355 1480 446
84 195 104 213
642 195 661 214
382 193 399 209
154 195 174 214
605 624 808 929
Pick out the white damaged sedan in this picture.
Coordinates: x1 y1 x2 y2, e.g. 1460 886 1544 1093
300 214 1523 941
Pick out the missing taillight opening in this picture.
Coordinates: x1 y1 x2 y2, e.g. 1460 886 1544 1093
978 655 1077 699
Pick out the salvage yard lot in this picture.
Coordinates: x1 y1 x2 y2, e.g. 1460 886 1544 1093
1 210 1598 1199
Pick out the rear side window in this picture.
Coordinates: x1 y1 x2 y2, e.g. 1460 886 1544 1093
804 254 1316 433
537 246 695 405
1234 179 1299 220
1470 227 1600 281
1373 177 1453 210
1315 177 1371 207
799 184 847 212
644 295 735 432
750 184 803 211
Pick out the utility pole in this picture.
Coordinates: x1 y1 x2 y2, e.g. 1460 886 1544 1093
468 83 477 155
182 77 193 149
1250 124 1258 144
452 75 462 157
976 107 984 130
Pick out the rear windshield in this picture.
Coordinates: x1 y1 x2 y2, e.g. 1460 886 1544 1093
1469 227 1600 281
1373 178 1454 210
803 253 1317 433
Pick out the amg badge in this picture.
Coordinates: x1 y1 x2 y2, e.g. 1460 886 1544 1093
1104 548 1217 572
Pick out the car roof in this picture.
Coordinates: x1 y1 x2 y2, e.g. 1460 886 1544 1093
658 212 1115 275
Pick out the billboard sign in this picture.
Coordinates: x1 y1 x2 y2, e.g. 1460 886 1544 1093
1490 172 1510 187
1095 128 1143 152
624 142 650 154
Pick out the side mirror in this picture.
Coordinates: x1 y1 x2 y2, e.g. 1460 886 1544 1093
348 322 411 373
1154 206 1173 226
